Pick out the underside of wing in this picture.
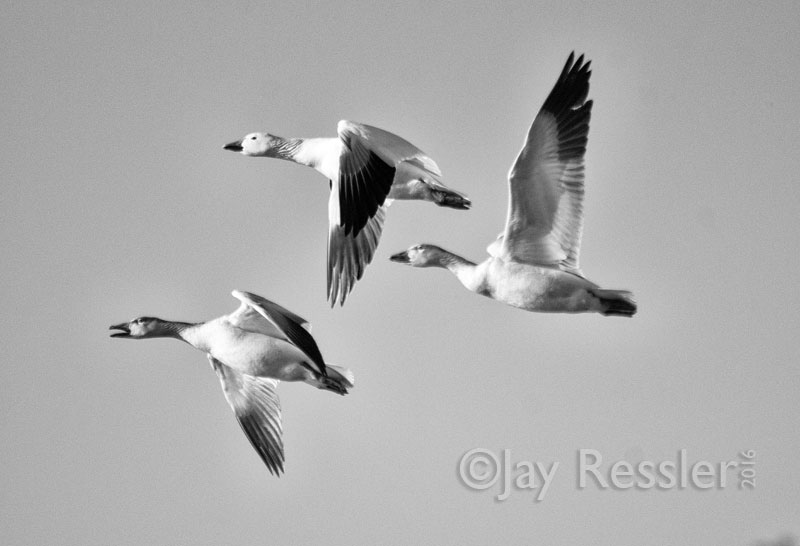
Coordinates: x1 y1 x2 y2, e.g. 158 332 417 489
231 290 326 376
495 52 592 274
209 356 284 476
327 205 386 307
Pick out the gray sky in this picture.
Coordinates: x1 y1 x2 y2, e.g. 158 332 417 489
2 1 798 544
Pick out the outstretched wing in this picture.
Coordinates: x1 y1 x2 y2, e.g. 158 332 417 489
490 52 592 274
209 355 284 476
230 290 326 376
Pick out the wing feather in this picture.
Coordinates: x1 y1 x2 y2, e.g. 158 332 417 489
493 52 593 274
326 120 438 305
338 120 442 175
327 205 386 306
336 125 395 237
231 290 326 376
209 356 284 476
225 301 287 339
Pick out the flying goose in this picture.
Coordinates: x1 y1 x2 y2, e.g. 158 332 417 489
109 290 354 475
224 121 471 306
390 53 637 317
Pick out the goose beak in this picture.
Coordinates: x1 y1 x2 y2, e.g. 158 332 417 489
223 139 244 152
389 251 410 264
109 322 131 338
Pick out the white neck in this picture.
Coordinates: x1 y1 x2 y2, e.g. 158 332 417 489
434 251 485 294
269 136 341 180
176 322 209 352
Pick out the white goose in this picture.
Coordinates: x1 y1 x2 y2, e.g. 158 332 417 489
390 53 637 317
224 121 471 306
109 290 354 475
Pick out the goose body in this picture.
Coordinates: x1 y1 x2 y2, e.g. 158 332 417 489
110 290 354 475
181 318 311 379
224 120 471 306
390 53 637 317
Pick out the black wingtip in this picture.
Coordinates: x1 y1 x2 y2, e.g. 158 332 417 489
339 150 394 237
542 51 593 116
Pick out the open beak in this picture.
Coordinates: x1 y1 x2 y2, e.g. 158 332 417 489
109 322 131 338
389 250 410 264
223 139 243 152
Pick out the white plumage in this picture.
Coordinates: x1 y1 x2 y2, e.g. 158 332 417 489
110 290 354 475
224 120 471 306
391 53 637 317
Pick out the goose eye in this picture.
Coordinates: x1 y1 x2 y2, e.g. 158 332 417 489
250 136 257 140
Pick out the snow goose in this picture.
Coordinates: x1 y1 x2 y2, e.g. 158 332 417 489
109 290 354 475
224 121 471 306
390 53 637 317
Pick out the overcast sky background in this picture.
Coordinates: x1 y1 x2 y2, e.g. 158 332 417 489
2 1 799 544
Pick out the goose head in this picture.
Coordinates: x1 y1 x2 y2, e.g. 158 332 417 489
389 244 449 268
109 317 173 339
223 132 279 156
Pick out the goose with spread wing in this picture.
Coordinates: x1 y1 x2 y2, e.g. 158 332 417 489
224 121 471 306
109 290 354 475
390 53 636 317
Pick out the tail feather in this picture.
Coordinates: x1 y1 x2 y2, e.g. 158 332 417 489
427 183 471 210
327 365 355 389
314 365 355 395
433 191 471 210
591 289 637 317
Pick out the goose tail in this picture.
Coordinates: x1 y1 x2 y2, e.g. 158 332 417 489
327 365 355 388
591 289 637 317
430 187 471 210
313 365 355 395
